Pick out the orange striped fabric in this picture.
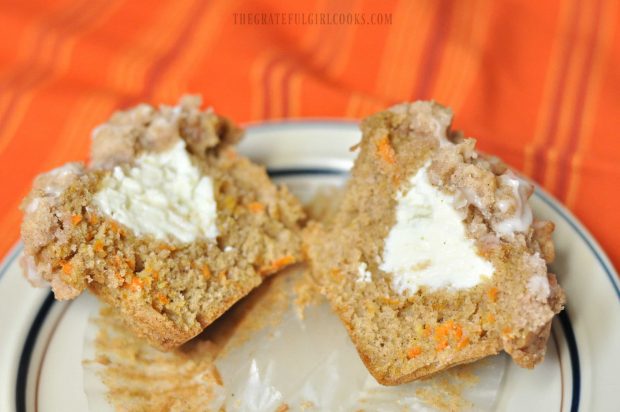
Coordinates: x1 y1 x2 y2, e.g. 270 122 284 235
1 0 618 273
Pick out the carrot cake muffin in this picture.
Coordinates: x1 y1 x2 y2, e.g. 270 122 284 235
20 96 304 349
304 102 565 385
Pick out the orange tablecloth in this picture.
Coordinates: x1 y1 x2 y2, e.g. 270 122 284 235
0 0 618 272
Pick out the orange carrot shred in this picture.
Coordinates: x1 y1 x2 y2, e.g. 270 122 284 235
407 346 422 359
376 135 396 164
94 240 104 252
457 337 470 350
129 277 143 291
157 293 170 305
273 255 295 268
423 325 432 337
434 324 449 341
329 268 342 280
107 221 125 236
486 313 496 323
126 257 135 271
71 214 82 225
61 262 72 274
248 201 265 213
436 340 449 351
202 265 212 280
454 324 463 340
260 255 296 275
487 287 498 302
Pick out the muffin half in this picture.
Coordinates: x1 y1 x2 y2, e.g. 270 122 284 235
21 96 304 349
305 102 564 384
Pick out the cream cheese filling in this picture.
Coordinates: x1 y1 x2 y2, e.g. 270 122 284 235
380 163 495 295
94 140 218 243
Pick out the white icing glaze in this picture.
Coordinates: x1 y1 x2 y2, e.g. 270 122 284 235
494 171 533 237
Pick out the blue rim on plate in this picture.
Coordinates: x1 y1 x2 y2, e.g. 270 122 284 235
7 166 619 412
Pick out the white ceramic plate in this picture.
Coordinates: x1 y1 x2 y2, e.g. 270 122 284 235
0 121 619 411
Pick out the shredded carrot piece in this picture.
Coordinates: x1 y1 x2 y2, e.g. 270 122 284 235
457 336 470 350
274 255 295 268
158 244 176 252
152 271 159 282
248 201 265 213
88 214 99 225
71 214 82 225
423 325 432 337
454 324 463 340
502 326 512 335
61 262 72 274
275 404 289 412
329 268 342 280
157 293 170 305
487 287 498 302
107 221 125 236
434 324 450 341
260 255 296 275
407 346 422 359
94 240 104 252
486 313 496 323
436 340 449 351
376 135 396 164
202 265 212 280
129 277 143 291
